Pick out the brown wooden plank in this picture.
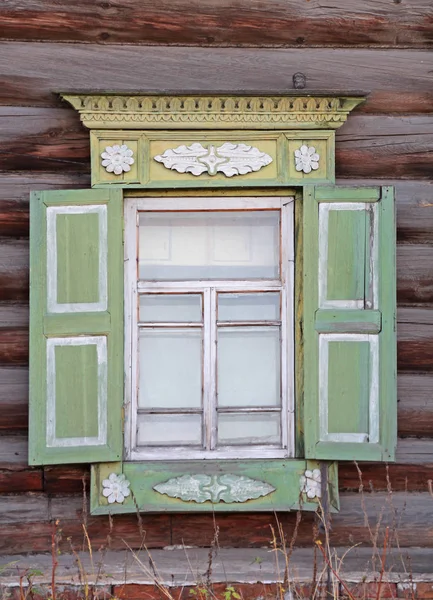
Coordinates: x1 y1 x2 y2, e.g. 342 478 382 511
397 245 433 306
0 435 28 470
0 494 49 524
1 108 433 178
0 238 29 303
335 115 433 180
0 367 28 431
0 468 43 493
0 45 431 113
398 321 433 373
339 462 433 492
398 373 433 437
0 328 28 366
44 465 90 495
1 0 432 48
2 175 432 245
396 438 433 464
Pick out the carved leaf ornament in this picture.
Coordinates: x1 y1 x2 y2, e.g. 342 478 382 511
154 142 273 177
154 473 275 503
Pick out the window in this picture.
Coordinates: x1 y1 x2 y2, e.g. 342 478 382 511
28 185 396 513
124 197 294 460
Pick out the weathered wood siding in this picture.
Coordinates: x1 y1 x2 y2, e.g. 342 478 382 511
0 2 432 554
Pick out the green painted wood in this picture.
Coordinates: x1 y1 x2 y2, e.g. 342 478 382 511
55 344 99 439
315 309 381 333
90 459 339 514
303 185 396 462
29 188 124 465
314 187 380 201
327 208 366 302
327 341 370 435
43 313 111 335
56 212 100 304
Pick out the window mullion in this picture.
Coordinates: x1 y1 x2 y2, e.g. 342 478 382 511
203 287 217 451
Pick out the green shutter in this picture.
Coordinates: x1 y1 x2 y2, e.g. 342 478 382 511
29 189 123 465
303 186 396 461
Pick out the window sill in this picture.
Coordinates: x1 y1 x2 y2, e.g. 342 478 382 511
90 459 339 514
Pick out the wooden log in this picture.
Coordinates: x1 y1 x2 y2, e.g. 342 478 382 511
44 465 90 495
0 494 49 524
398 321 433 372
0 328 28 366
0 238 29 302
398 373 433 436
0 435 29 470
0 469 43 493
338 462 433 492
1 0 432 48
0 45 431 113
1 175 432 245
397 245 433 306
1 109 433 179
0 367 28 430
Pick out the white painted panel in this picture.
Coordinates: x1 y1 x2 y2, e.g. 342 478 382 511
318 333 379 444
47 205 108 313
46 336 107 448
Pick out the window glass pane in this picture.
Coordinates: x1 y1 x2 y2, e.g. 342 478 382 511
218 413 280 445
139 329 202 409
217 327 281 407
139 211 280 280
139 294 202 322
218 293 280 322
137 414 202 446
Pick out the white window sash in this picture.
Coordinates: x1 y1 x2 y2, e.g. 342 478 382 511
124 197 294 460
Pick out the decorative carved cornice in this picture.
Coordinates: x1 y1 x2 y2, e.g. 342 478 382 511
61 94 365 130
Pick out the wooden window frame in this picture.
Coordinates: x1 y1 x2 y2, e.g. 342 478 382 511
124 196 295 461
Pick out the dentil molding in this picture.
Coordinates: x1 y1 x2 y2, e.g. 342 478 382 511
62 94 364 130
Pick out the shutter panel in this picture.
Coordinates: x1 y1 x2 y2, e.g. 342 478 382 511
303 186 396 461
29 189 123 465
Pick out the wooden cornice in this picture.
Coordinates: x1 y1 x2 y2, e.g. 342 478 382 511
61 94 365 130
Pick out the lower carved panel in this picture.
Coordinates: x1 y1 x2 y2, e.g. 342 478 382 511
90 460 339 514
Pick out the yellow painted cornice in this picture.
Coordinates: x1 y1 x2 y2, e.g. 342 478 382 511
61 94 365 130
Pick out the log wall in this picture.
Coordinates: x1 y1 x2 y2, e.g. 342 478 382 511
0 1 432 556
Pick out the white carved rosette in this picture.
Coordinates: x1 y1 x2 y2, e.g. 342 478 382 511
101 144 134 175
154 142 272 177
300 469 322 499
102 473 131 504
294 145 320 174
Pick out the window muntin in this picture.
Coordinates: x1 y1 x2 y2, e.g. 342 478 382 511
125 197 294 460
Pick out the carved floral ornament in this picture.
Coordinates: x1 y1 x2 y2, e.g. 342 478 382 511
153 473 275 503
102 473 131 504
101 144 134 174
300 469 322 499
295 145 320 174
